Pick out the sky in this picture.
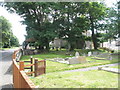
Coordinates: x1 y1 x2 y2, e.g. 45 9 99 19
0 6 27 45
0 0 117 45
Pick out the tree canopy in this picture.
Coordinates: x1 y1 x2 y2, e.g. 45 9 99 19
3 2 118 50
0 16 19 48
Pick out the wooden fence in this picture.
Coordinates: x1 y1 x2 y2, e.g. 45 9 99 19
34 59 46 77
19 58 46 77
23 56 34 76
12 49 36 89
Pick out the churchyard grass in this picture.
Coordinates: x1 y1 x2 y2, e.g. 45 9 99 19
20 49 119 73
110 65 120 69
30 70 118 88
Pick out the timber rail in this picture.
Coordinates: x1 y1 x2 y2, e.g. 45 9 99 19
12 49 36 89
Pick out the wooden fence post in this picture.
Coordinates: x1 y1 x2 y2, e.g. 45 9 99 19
19 61 24 71
34 58 38 77
44 60 46 74
30 56 33 76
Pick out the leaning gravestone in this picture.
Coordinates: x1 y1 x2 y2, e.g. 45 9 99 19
88 52 92 56
75 52 80 57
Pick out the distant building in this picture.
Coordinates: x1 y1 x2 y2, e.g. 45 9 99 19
50 30 94 50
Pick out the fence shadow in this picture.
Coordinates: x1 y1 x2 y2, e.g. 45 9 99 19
2 83 13 89
4 64 13 75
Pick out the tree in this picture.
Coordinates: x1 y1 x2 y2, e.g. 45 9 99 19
80 2 108 49
0 16 12 47
0 16 19 48
105 2 119 40
3 2 108 51
51 2 89 51
10 34 19 47
4 2 57 51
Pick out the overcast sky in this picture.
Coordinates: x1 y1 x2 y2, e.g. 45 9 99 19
0 0 117 44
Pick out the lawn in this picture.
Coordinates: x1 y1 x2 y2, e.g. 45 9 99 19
110 65 120 69
30 70 118 88
20 49 119 73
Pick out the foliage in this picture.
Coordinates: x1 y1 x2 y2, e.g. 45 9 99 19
10 35 19 47
101 2 119 41
0 16 19 48
3 2 115 50
80 2 108 49
0 16 12 47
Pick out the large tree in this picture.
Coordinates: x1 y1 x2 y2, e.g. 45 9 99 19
3 2 108 50
50 2 89 50
4 2 56 51
0 16 12 47
104 2 119 40
81 2 108 49
0 16 19 48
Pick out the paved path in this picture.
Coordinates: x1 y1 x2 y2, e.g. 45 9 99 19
64 63 120 72
0 49 15 89
101 68 120 74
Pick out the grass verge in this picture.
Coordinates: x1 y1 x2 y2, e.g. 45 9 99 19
30 70 118 88
21 50 119 73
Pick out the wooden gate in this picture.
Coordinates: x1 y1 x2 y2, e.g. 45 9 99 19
19 58 46 77
34 59 46 77
24 56 34 76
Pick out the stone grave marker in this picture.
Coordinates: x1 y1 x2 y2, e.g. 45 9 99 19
92 52 98 55
75 52 80 57
77 56 87 64
109 56 113 60
68 56 87 64
83 53 86 56
69 57 79 64
88 52 92 56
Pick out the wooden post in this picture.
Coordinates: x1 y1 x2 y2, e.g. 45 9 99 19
44 60 46 74
30 56 33 76
34 58 38 77
19 61 24 71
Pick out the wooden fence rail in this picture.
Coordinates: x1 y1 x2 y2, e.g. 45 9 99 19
34 59 46 77
19 58 46 77
13 49 36 89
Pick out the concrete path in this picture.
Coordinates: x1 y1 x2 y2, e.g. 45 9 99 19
0 49 15 89
64 63 120 72
100 68 120 74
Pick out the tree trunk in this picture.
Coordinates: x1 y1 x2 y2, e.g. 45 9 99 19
68 41 75 51
102 42 103 47
45 42 50 52
38 45 44 51
90 16 98 50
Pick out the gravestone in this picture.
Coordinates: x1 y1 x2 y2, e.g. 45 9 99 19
75 52 80 57
69 57 79 64
88 52 92 56
109 56 113 60
77 56 87 64
92 52 98 55
68 56 87 64
83 53 86 56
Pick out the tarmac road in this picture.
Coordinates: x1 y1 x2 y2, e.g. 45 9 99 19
0 49 15 89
